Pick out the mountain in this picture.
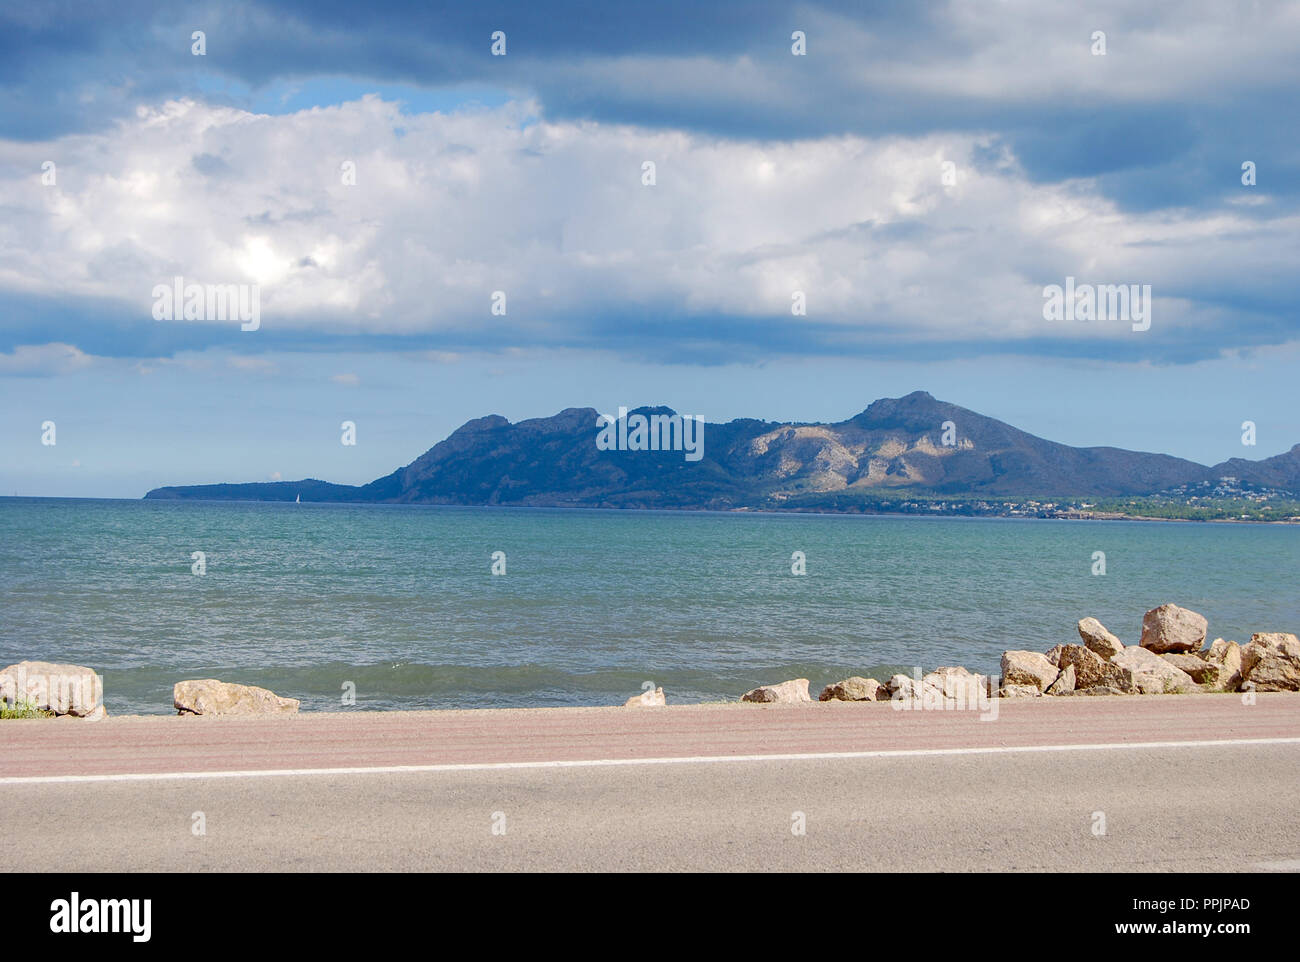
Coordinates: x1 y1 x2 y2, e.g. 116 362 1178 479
1208 444 1300 490
143 391 1300 508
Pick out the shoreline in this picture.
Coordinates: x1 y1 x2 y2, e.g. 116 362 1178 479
6 608 1296 723
3 688 1283 726
4 494 1298 524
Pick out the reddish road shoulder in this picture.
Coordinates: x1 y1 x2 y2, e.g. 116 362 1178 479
2 693 1298 779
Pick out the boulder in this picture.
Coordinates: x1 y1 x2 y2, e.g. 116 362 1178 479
1044 645 1065 668
624 686 666 707
1241 633 1300 692
1000 650 1060 693
1077 618 1124 659
1045 664 1076 695
1249 631 1300 648
922 666 993 703
0 661 104 718
997 684 1042 698
1160 653 1223 688
819 677 884 702
1139 604 1207 654
741 678 812 703
174 679 300 716
1204 638 1243 691
1057 645 1126 690
888 674 943 703
1110 647 1195 694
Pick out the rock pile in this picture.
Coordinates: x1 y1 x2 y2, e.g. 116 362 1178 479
996 604 1295 697
741 604 1298 704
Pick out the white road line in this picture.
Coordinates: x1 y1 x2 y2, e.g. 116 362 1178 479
3 736 1299 785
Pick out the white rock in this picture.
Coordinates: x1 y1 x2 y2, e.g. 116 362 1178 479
1000 650 1059 693
741 678 812 703
1204 638 1243 691
624 686 666 707
174 679 300 715
1077 618 1124 659
1110 647 1195 694
1241 633 1300 691
819 677 884 702
1045 664 1076 695
0 661 104 717
1139 604 1208 654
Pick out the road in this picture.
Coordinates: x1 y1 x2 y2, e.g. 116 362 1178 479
3 695 1298 871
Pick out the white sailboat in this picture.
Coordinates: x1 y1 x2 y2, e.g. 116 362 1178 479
295 493 300 503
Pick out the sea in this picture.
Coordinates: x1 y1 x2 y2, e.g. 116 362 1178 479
1 497 1296 715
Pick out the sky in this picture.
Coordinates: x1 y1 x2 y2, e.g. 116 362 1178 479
1 0 1298 497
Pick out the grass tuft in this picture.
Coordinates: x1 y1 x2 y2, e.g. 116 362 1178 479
0 698 54 719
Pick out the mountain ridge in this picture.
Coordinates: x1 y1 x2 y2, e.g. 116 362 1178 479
143 391 1300 510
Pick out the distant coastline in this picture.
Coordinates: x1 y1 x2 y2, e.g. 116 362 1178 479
141 393 1300 521
7 494 1300 524
136 492 1300 525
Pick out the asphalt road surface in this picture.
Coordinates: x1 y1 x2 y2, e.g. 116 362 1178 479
3 695 1298 871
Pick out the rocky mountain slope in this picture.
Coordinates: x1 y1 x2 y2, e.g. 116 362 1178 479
144 391 1300 507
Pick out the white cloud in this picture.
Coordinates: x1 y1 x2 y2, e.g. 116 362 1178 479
0 342 97 375
0 94 1295 355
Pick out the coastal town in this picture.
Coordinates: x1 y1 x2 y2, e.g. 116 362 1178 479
779 476 1300 522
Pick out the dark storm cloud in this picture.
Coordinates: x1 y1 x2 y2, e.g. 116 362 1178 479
6 1 1296 210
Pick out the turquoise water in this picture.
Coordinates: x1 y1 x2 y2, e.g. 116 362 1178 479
0 498 1296 715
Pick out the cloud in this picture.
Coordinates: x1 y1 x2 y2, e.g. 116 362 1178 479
0 94 1296 364
0 342 97 375
331 372 359 385
1 1 1297 366
4 0 1298 214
